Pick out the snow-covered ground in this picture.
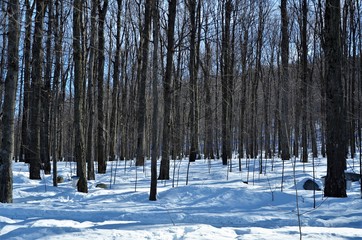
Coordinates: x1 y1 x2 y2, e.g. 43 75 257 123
1 155 361 239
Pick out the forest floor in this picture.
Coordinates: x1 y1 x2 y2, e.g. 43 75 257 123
1 155 362 239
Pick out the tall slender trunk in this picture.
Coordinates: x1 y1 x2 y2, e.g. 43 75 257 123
20 0 33 163
86 0 98 180
0 0 20 203
349 1 356 159
172 31 184 160
120 46 129 160
97 0 108 173
301 0 308 163
149 0 159 201
74 0 88 193
109 0 123 163
188 0 198 162
221 0 232 165
158 0 177 180
324 0 347 198
203 27 214 160
239 25 248 160
52 0 62 186
29 0 47 179
41 0 53 174
280 0 290 160
135 0 152 166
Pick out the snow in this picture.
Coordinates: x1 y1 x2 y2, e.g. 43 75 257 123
1 156 362 239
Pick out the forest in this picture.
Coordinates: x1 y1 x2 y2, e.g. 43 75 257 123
0 0 360 202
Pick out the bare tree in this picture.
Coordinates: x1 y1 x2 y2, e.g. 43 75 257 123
188 0 200 162
202 5 214 160
323 0 347 198
86 0 98 181
300 0 308 163
0 0 20 203
51 0 63 186
135 0 152 166
149 0 159 201
74 0 88 193
280 0 290 160
109 0 123 163
158 0 177 180
238 4 250 162
20 0 34 164
97 0 109 174
29 0 47 179
221 0 232 165
41 0 53 174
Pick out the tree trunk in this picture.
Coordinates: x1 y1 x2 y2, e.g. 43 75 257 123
86 0 98 181
74 0 87 193
149 0 159 201
0 0 20 203
348 1 356 159
51 0 62 187
324 0 347 198
109 0 123 164
280 0 290 160
120 48 128 160
188 0 199 162
203 27 214 160
221 0 232 165
97 0 108 174
171 32 183 160
41 0 53 174
135 0 152 166
301 0 308 163
20 0 33 164
239 24 248 160
29 0 47 180
158 0 177 180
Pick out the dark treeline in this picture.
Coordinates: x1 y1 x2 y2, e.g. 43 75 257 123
0 0 359 201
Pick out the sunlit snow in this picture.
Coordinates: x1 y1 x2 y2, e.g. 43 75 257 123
1 156 361 239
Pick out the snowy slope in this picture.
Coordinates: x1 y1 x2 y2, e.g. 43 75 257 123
1 156 361 239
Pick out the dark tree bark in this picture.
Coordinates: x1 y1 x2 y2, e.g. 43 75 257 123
74 0 88 193
221 0 232 165
0 0 20 203
171 23 185 161
348 0 356 159
158 0 177 180
203 17 214 160
149 0 159 201
97 0 108 174
29 0 47 179
323 0 347 198
135 0 152 166
109 0 123 163
86 0 97 181
301 0 308 163
280 0 290 160
120 41 129 160
41 0 53 174
52 0 62 187
239 22 249 161
188 0 199 162
20 0 34 164
0 5 5 111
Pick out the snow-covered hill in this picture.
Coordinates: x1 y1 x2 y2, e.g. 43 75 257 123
1 156 361 239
